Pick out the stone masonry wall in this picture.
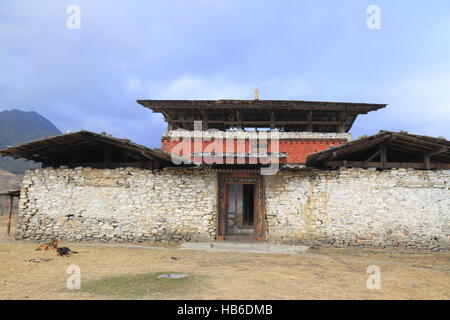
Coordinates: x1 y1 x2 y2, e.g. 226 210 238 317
16 166 450 250
265 168 450 250
17 167 217 243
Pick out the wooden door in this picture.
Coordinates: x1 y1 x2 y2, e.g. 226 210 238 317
217 171 265 241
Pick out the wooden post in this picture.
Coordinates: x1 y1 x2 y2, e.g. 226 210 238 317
380 143 387 169
338 109 347 133
7 195 13 236
270 110 275 130
343 160 348 168
202 109 209 130
307 110 313 132
424 153 431 170
236 110 242 129
104 145 111 168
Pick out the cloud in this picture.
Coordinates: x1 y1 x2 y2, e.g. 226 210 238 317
350 70 450 139
0 0 449 148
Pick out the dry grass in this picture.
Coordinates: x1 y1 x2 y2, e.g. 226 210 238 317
0 216 449 300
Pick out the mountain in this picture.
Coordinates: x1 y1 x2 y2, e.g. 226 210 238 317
0 109 62 174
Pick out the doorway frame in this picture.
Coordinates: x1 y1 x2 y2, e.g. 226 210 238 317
216 171 265 241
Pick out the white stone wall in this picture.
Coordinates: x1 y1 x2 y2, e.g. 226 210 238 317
265 168 450 250
16 166 450 250
164 130 352 141
17 167 217 242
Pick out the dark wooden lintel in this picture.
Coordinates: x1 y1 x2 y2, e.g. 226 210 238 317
66 162 155 169
170 120 340 125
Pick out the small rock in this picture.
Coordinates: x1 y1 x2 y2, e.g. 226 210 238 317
158 273 189 279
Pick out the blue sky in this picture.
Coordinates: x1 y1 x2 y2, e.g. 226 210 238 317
1 0 449 147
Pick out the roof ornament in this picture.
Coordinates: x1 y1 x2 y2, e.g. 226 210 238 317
254 88 259 100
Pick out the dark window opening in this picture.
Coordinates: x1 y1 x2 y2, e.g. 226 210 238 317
226 183 256 236
243 184 255 226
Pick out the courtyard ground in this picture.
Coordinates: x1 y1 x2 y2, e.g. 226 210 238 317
0 215 449 300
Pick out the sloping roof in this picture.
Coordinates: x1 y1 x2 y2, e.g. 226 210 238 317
0 130 173 164
137 99 387 132
306 131 450 169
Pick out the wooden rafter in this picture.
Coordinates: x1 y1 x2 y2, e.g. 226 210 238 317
138 99 386 132
307 131 450 169
0 131 174 170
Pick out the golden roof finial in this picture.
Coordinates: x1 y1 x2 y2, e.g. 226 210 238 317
254 88 259 100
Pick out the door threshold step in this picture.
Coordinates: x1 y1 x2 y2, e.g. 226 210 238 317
179 242 309 255
221 236 258 242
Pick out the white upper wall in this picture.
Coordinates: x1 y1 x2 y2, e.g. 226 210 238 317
163 130 352 141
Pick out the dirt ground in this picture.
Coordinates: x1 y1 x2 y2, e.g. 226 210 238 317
0 216 449 300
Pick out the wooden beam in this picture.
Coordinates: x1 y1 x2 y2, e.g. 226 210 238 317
365 150 381 162
389 139 435 152
393 133 447 149
141 102 382 111
69 162 155 169
338 109 347 133
236 110 242 129
307 110 313 132
322 135 392 162
104 145 111 167
427 147 448 158
171 119 340 125
324 161 450 170
202 109 209 130
160 108 174 129
270 110 275 129
43 143 73 156
424 153 431 170
85 136 169 163
7 196 13 236
380 143 387 169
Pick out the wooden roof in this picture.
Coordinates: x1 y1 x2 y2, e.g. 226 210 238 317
0 130 173 169
306 131 450 169
137 99 386 132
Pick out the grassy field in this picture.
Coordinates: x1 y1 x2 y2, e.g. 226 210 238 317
82 272 203 298
0 216 449 300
